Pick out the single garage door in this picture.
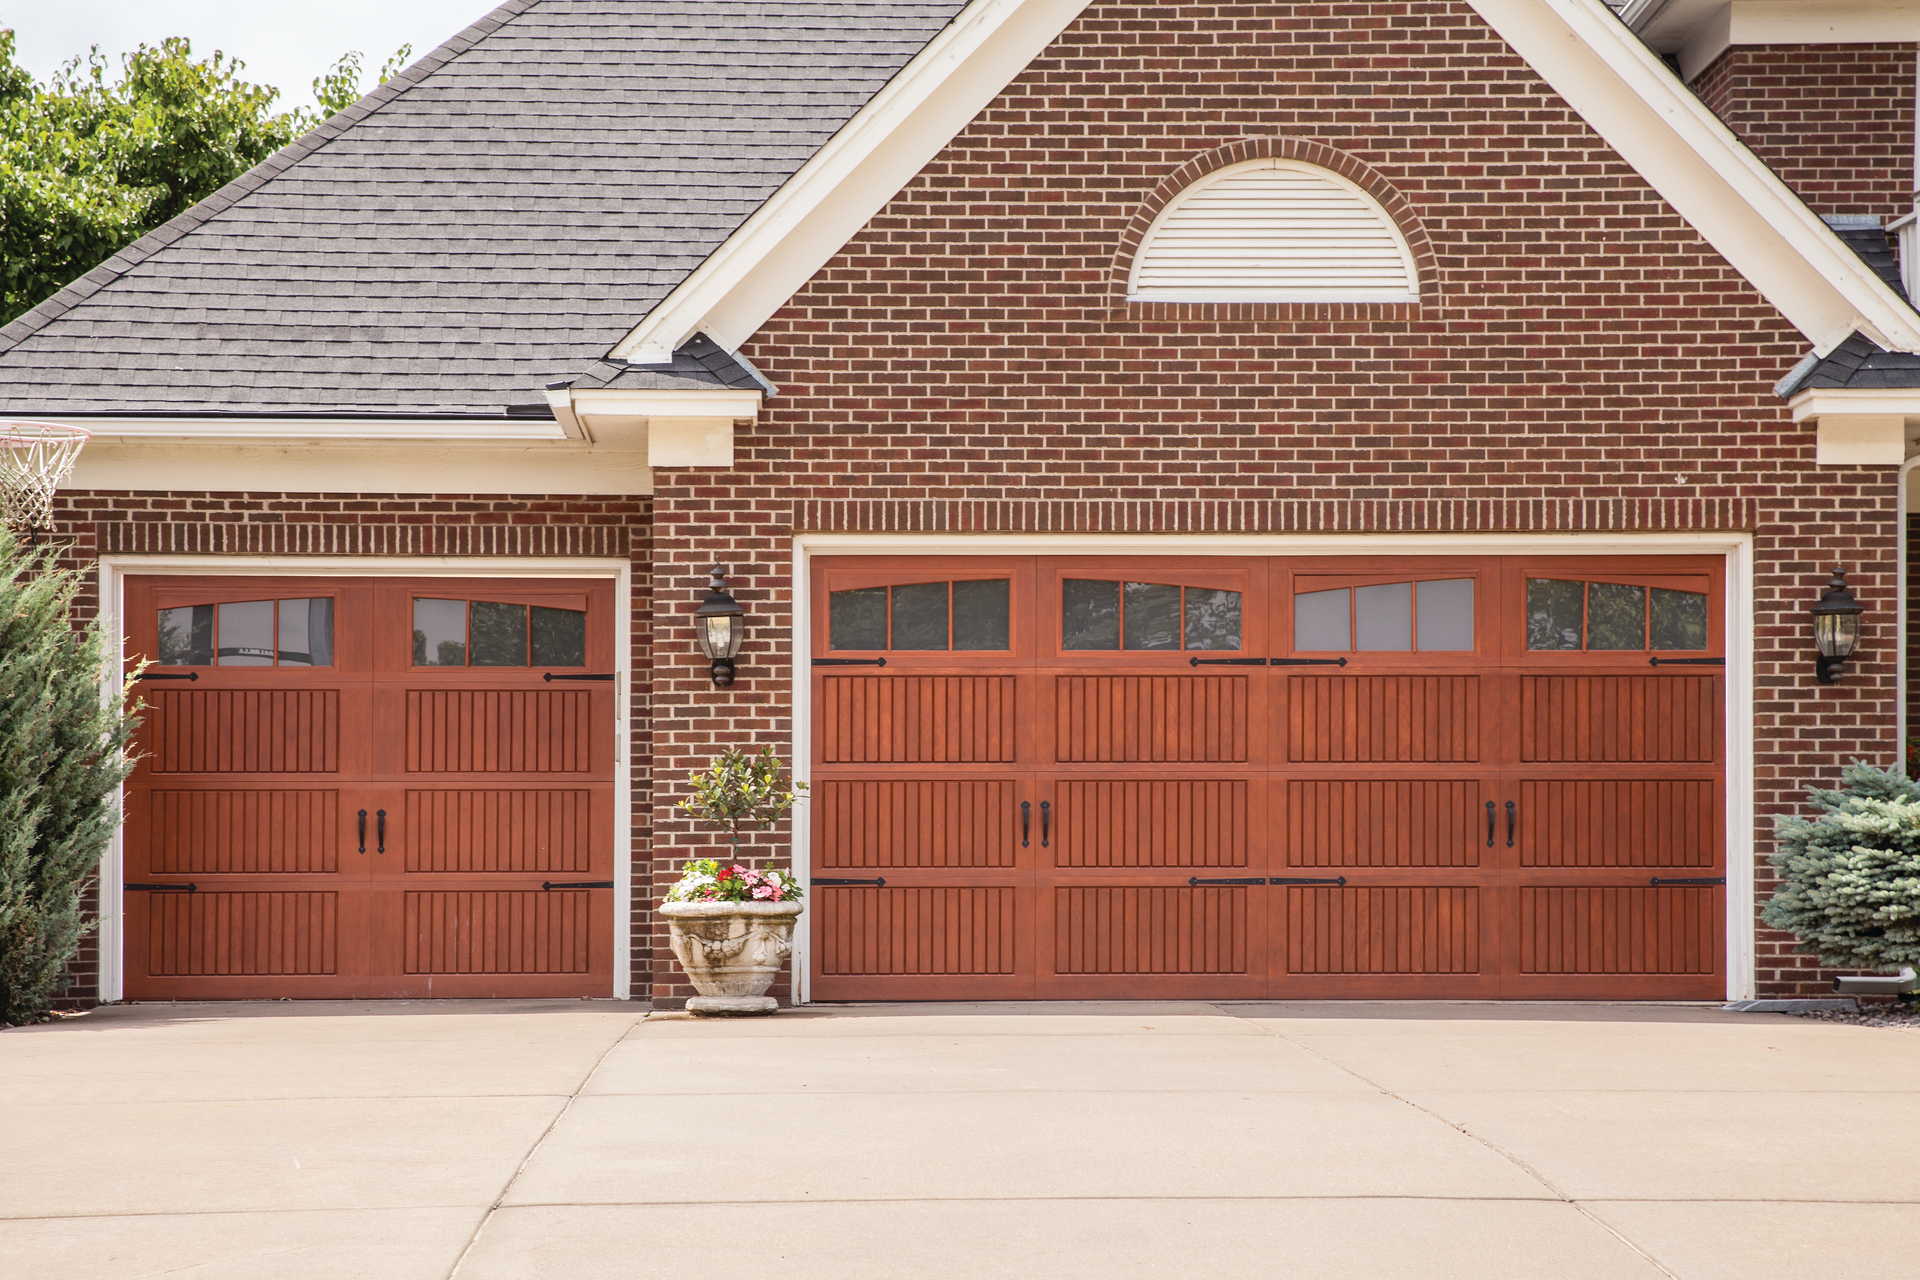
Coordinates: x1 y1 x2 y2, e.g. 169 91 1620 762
121 575 617 999
809 555 1725 1001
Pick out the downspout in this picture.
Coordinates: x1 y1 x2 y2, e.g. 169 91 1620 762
1902 457 1919 774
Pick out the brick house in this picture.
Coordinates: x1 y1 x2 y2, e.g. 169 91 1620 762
4 0 1917 1007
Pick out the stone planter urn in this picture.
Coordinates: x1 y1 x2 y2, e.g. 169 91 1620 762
660 899 804 1015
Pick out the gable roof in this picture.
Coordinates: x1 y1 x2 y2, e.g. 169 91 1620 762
0 0 966 418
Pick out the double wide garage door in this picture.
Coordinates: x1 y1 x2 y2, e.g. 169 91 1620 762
121 576 617 999
811 556 1726 1001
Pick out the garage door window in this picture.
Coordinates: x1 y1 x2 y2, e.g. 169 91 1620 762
1062 580 1241 651
411 598 588 667
829 580 1012 651
156 597 335 667
1292 578 1474 652
1526 579 1708 651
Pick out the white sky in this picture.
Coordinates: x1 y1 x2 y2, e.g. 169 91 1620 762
1 0 498 113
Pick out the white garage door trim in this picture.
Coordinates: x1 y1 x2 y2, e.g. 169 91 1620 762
95 555 635 1003
792 531 1756 1003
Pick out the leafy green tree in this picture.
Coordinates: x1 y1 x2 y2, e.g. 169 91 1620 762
1765 761 1920 971
679 747 808 858
0 31 411 326
0 531 141 1024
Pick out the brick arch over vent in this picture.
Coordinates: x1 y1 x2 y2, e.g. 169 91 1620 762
1111 137 1438 322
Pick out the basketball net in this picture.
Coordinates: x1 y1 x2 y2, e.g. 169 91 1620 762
0 420 91 543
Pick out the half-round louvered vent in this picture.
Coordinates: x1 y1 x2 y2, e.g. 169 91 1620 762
1128 159 1418 303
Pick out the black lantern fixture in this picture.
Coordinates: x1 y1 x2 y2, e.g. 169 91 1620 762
1810 567 1864 685
693 566 746 687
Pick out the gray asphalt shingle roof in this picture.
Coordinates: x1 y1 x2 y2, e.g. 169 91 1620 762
0 0 966 418
1778 331 1920 396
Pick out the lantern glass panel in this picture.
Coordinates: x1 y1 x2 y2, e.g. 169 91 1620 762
701 613 743 660
1815 611 1858 659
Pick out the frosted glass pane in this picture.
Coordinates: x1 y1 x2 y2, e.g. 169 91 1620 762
1064 579 1119 649
1588 582 1645 650
1651 588 1708 650
1355 582 1413 651
829 587 886 650
1527 580 1583 650
216 599 275 666
414 598 467 666
1415 579 1474 651
891 582 949 650
1294 588 1350 651
1123 582 1181 650
276 597 333 667
952 579 1010 650
1184 588 1241 651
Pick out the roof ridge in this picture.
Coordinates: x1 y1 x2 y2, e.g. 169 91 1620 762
0 0 544 356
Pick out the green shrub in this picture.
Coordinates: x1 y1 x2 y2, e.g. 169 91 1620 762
0 532 140 1024
1764 761 1920 971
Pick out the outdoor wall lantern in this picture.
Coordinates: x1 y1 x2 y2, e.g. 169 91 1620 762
693 566 746 687
1810 567 1864 685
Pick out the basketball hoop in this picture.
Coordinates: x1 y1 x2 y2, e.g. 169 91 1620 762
0 420 91 543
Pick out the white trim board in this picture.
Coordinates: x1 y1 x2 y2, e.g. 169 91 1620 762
73 443 652 497
95 554 635 1003
790 529 1758 1003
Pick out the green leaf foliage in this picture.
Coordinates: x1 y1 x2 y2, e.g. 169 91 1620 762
0 530 142 1024
1764 761 1920 971
678 747 807 854
0 31 412 327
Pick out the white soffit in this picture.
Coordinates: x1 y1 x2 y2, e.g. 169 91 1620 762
1626 2 1920 80
1127 160 1420 303
44 416 572 441
1468 0 1920 354
609 0 1095 363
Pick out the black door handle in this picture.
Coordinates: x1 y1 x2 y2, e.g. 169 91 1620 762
1021 800 1030 848
1506 800 1515 848
1040 800 1050 848
357 809 367 854
376 809 387 854
1485 800 1495 849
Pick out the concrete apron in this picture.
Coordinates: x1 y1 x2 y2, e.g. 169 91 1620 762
3 1000 1917 1279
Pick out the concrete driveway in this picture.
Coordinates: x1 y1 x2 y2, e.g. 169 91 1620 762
2 1001 1916 1278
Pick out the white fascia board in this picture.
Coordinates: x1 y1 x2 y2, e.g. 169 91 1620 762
567 388 763 419
1788 388 1920 423
39 416 570 442
1631 1 1920 64
1468 0 1920 354
608 0 1094 363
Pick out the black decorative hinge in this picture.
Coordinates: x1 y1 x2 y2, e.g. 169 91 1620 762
1188 657 1266 666
813 657 887 667
812 877 886 887
1649 876 1725 886
1648 657 1725 667
1270 876 1349 886
1270 658 1349 667
544 672 616 682
1189 876 1265 886
125 882 197 892
541 880 615 890
137 671 198 681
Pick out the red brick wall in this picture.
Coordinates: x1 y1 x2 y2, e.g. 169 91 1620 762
42 489 654 1007
644 0 1900 1002
1693 43 1916 218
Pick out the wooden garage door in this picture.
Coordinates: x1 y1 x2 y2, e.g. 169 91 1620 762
122 576 617 999
808 556 1724 1000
